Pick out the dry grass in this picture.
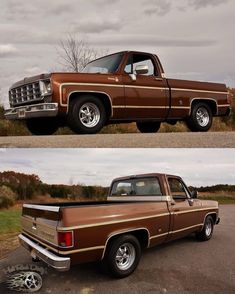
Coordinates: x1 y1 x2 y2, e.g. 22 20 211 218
198 191 235 204
0 233 19 259
0 119 30 136
0 110 234 136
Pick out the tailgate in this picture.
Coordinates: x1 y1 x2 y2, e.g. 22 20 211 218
21 204 61 246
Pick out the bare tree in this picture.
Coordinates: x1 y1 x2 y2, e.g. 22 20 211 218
57 34 108 72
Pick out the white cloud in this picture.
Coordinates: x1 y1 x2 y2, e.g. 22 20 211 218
188 0 229 10
25 66 42 74
0 44 18 57
0 149 234 187
0 0 234 106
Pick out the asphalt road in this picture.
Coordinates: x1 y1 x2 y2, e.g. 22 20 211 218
0 132 235 148
0 205 235 294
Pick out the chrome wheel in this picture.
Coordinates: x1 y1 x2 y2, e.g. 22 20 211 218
115 242 136 271
205 220 212 237
79 103 100 128
196 107 210 127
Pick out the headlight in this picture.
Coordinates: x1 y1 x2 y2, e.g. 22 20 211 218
39 80 52 96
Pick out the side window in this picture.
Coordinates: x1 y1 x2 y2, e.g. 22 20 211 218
111 177 162 196
168 178 188 200
124 54 157 76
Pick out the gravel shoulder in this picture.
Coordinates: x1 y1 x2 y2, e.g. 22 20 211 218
0 132 235 148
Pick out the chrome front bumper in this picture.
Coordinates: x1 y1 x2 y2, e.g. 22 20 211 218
18 234 70 271
4 103 58 120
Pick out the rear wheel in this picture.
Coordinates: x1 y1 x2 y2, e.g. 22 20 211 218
105 234 141 278
26 118 59 135
186 103 212 132
196 215 214 241
68 95 106 134
136 122 161 133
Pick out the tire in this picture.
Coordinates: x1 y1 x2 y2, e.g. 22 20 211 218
105 234 141 278
26 118 59 135
136 122 161 133
186 102 213 132
196 215 214 241
67 95 106 134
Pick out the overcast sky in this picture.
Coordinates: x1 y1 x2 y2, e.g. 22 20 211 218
0 0 235 107
0 148 234 187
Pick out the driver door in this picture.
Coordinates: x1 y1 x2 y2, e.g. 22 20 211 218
122 53 169 119
167 177 201 241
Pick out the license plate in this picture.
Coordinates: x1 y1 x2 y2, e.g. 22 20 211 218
18 109 26 118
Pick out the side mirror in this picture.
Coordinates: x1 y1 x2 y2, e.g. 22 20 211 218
191 190 198 199
135 65 149 75
129 73 137 81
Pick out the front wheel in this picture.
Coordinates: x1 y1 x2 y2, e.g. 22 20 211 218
26 118 59 135
186 103 213 132
105 234 141 278
196 215 214 241
136 122 161 133
68 95 106 134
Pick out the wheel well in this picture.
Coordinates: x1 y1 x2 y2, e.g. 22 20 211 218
207 213 217 224
68 92 112 119
103 229 149 259
191 99 217 116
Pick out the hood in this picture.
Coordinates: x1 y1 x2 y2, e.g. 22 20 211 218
10 73 51 90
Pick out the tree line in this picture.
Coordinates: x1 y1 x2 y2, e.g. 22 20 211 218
0 171 108 208
0 171 235 209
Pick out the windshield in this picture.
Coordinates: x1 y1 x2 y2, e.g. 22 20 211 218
82 53 124 74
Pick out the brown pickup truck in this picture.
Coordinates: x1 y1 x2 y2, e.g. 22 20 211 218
5 51 231 135
19 173 220 278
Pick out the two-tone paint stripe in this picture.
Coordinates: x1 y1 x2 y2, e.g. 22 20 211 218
149 223 204 240
57 207 217 231
112 105 191 110
22 222 204 255
22 231 105 255
22 206 218 231
59 82 229 109
22 208 217 256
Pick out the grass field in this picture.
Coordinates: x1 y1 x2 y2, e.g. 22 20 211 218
0 208 22 258
0 208 21 238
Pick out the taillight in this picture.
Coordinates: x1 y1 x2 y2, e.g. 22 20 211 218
58 231 73 247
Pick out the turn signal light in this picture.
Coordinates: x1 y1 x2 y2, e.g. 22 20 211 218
58 231 73 247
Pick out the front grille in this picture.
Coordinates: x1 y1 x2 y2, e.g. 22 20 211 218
9 82 42 106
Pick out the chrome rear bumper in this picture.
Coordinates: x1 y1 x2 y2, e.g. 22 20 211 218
18 234 70 271
4 103 58 120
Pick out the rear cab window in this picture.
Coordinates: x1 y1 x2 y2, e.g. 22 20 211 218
110 177 162 197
